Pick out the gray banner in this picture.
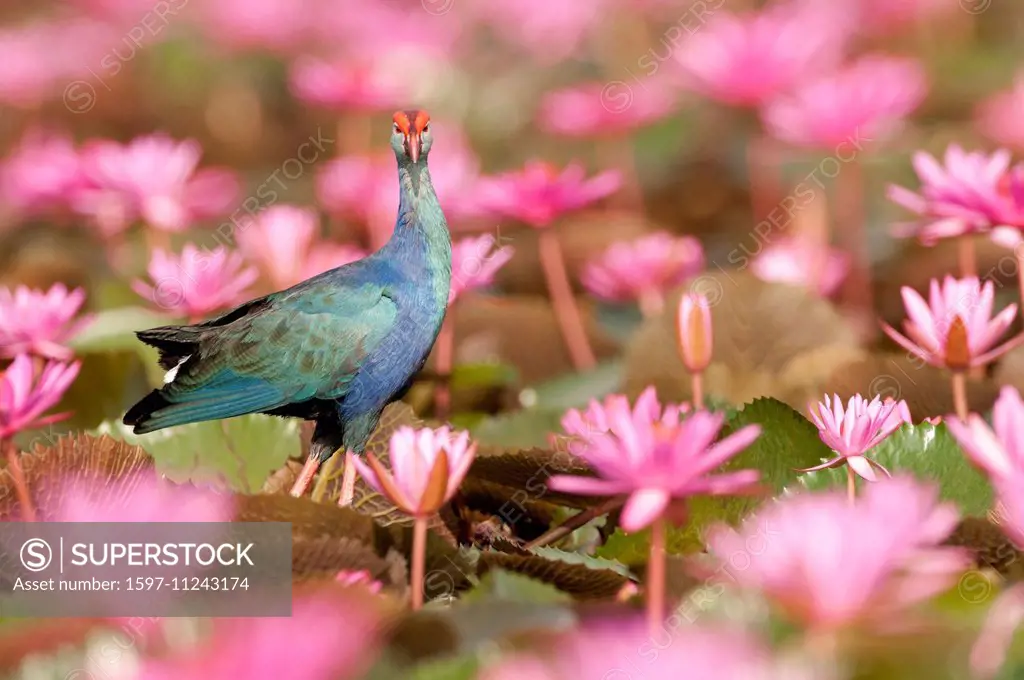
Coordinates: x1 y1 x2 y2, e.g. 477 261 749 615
0 522 292 617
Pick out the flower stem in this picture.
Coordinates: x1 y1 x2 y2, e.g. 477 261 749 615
847 465 856 504
411 515 428 610
433 316 455 421
691 371 704 410
523 496 625 550
3 440 36 522
638 290 664 318
647 517 666 636
538 229 596 371
952 371 970 421
338 453 357 508
959 236 977 278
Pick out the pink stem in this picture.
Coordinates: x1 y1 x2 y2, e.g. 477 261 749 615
691 372 704 410
952 372 969 422
647 517 666 636
959 236 977 278
411 515 428 610
538 230 596 371
836 158 875 340
4 440 36 522
847 465 856 504
338 453 357 508
433 316 455 421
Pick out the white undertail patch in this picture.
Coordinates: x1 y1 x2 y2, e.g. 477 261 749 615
164 355 191 384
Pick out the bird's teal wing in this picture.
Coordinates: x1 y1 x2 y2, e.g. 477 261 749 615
143 281 397 430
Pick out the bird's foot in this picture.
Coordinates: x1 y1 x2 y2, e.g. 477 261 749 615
290 456 321 497
338 453 357 508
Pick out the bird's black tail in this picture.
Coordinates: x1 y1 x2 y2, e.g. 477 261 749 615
135 325 202 370
122 389 172 431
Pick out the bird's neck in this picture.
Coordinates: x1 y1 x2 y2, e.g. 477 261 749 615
388 161 452 270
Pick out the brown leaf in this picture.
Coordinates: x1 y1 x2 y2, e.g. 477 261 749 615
467 445 599 509
946 517 1024 581
0 433 155 521
477 549 629 600
448 478 562 543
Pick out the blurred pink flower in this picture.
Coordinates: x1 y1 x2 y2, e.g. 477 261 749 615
548 400 760 531
977 72 1024 151
762 55 927 149
289 57 407 111
0 354 80 440
335 569 383 594
706 476 971 630
132 244 259 320
801 394 912 482
237 205 366 288
477 161 621 228
557 387 688 455
888 145 1017 244
0 284 91 360
751 238 850 297
58 473 232 523
881 276 1023 371
73 134 240 236
840 0 956 35
351 426 477 518
0 129 84 217
970 583 1024 680
581 232 704 305
673 4 846 107
471 0 607 63
450 235 514 303
137 591 381 680
314 0 463 60
194 0 309 52
538 81 680 137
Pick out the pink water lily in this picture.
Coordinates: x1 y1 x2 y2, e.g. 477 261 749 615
888 145 1017 244
449 235 514 304
581 232 704 310
751 238 850 297
881 276 1023 371
289 56 408 111
801 394 912 482
558 386 688 455
194 0 309 53
57 472 232 524
335 570 383 594
0 284 91 360
548 400 760 532
476 161 621 229
132 244 259 321
0 129 84 218
976 71 1024 152
706 476 971 630
762 55 927 149
73 134 240 236
0 354 80 440
538 80 680 138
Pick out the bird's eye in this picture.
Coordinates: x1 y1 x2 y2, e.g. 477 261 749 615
422 123 430 134
393 123 401 133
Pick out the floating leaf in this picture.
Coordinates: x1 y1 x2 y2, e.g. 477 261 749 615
450 362 519 392
478 547 631 600
404 656 479 680
796 422 993 517
470 409 565 450
69 306 180 353
96 414 301 494
467 445 598 510
521 360 623 411
462 569 571 605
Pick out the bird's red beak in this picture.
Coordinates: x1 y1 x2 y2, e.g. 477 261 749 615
405 133 421 164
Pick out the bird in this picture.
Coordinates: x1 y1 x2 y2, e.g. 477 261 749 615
123 109 452 503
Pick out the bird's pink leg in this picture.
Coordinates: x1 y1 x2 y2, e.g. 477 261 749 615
289 456 320 497
338 452 357 508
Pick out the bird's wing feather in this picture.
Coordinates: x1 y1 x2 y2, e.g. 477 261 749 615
145 281 397 429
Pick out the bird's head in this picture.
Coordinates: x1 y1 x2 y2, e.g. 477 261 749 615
391 109 432 165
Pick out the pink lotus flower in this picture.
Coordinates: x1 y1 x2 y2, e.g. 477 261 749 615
194 0 309 53
335 569 383 594
0 129 84 217
558 386 688 449
477 162 621 229
677 292 713 374
73 134 240 236
132 244 259 321
0 354 80 440
0 284 91 360
450 235 514 303
137 590 381 680
976 71 1024 151
751 238 850 297
673 4 847 108
881 276 1024 371
762 55 927 149
471 0 608 64
351 426 477 518
547 397 760 531
970 583 1024 680
57 473 232 523
538 80 680 138
888 145 1017 244
289 56 408 111
237 205 366 288
801 394 912 482
706 476 971 630
580 232 704 306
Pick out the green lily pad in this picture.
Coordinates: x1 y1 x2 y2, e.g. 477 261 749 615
462 569 571 605
470 409 565 450
70 306 179 353
521 360 623 411
95 414 301 494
